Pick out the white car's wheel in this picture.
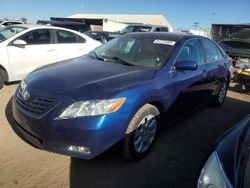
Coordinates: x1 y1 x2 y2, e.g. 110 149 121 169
0 69 6 89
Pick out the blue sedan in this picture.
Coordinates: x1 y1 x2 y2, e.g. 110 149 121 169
11 32 231 160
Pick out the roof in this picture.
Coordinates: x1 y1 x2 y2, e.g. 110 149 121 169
68 14 171 26
9 24 85 32
212 23 250 27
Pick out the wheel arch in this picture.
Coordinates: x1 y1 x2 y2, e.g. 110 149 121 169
148 101 165 114
0 65 9 82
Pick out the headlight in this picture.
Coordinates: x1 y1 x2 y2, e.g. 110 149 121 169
197 152 232 188
58 98 126 119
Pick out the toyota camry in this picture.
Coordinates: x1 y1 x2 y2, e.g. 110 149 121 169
11 32 231 160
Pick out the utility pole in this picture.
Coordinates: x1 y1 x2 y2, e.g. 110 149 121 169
193 22 200 31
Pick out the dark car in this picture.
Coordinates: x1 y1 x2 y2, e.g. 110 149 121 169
211 24 250 90
120 24 169 34
211 24 250 58
197 115 250 188
11 33 231 160
36 20 90 33
84 31 119 43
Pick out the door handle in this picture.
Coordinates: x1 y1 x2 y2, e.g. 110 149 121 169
46 49 55 52
202 70 207 77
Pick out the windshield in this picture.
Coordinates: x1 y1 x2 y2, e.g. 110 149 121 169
0 26 26 43
88 34 176 68
121 26 152 33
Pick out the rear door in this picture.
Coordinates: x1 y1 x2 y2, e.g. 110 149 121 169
7 29 57 80
198 38 227 96
54 29 88 62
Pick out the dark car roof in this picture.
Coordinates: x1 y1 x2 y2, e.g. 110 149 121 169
125 32 202 42
125 24 168 28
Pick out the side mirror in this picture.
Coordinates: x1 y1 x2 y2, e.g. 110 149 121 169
175 60 197 70
12 39 27 47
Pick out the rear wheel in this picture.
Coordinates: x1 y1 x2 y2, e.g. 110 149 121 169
0 69 6 89
212 80 228 107
122 104 160 160
245 85 250 92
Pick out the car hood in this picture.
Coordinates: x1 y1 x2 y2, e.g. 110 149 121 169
26 57 157 100
215 115 250 187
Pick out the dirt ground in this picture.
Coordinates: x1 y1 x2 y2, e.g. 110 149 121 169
0 83 250 188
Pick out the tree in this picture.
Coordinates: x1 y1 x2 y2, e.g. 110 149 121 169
20 17 27 24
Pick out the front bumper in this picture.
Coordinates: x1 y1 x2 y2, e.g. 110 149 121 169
11 89 131 159
234 70 250 86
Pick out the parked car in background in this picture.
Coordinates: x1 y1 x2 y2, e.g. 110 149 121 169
211 24 250 90
197 115 250 188
120 24 169 34
36 19 90 33
0 20 24 27
84 31 120 43
0 24 101 88
11 33 230 161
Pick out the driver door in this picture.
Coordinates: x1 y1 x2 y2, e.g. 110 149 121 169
7 29 57 80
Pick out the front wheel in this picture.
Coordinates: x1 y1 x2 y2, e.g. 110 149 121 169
245 85 250 92
0 69 6 89
122 104 160 160
212 80 228 107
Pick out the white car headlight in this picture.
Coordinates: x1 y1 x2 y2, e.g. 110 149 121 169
197 152 233 188
58 98 126 119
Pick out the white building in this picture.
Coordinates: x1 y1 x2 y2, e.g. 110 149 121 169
67 14 173 32
189 29 209 37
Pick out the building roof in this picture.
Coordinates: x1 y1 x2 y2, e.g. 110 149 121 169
68 14 172 27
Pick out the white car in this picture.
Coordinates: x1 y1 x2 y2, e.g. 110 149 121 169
0 24 102 88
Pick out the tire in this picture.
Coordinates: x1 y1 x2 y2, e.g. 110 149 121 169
122 104 160 160
0 69 6 89
245 85 250 92
212 80 228 107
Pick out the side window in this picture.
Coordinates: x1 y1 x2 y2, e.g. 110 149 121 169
19 29 51 45
56 30 78 44
75 34 86 43
176 39 201 64
200 39 224 63
160 27 168 32
154 27 161 32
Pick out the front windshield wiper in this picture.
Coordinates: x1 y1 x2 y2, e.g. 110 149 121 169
86 51 105 61
101 55 135 66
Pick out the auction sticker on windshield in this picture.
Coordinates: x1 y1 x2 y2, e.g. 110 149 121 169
153 39 176 45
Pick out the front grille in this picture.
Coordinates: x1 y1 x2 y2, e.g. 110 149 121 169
15 88 57 117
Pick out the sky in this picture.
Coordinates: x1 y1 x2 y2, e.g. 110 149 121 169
0 0 249 29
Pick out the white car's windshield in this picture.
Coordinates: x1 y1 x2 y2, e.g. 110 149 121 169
0 26 26 43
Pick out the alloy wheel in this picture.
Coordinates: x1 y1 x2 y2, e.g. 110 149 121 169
133 114 157 153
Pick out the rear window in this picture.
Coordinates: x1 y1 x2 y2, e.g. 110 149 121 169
56 30 86 43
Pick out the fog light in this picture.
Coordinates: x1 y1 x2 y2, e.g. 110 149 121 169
69 146 91 155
